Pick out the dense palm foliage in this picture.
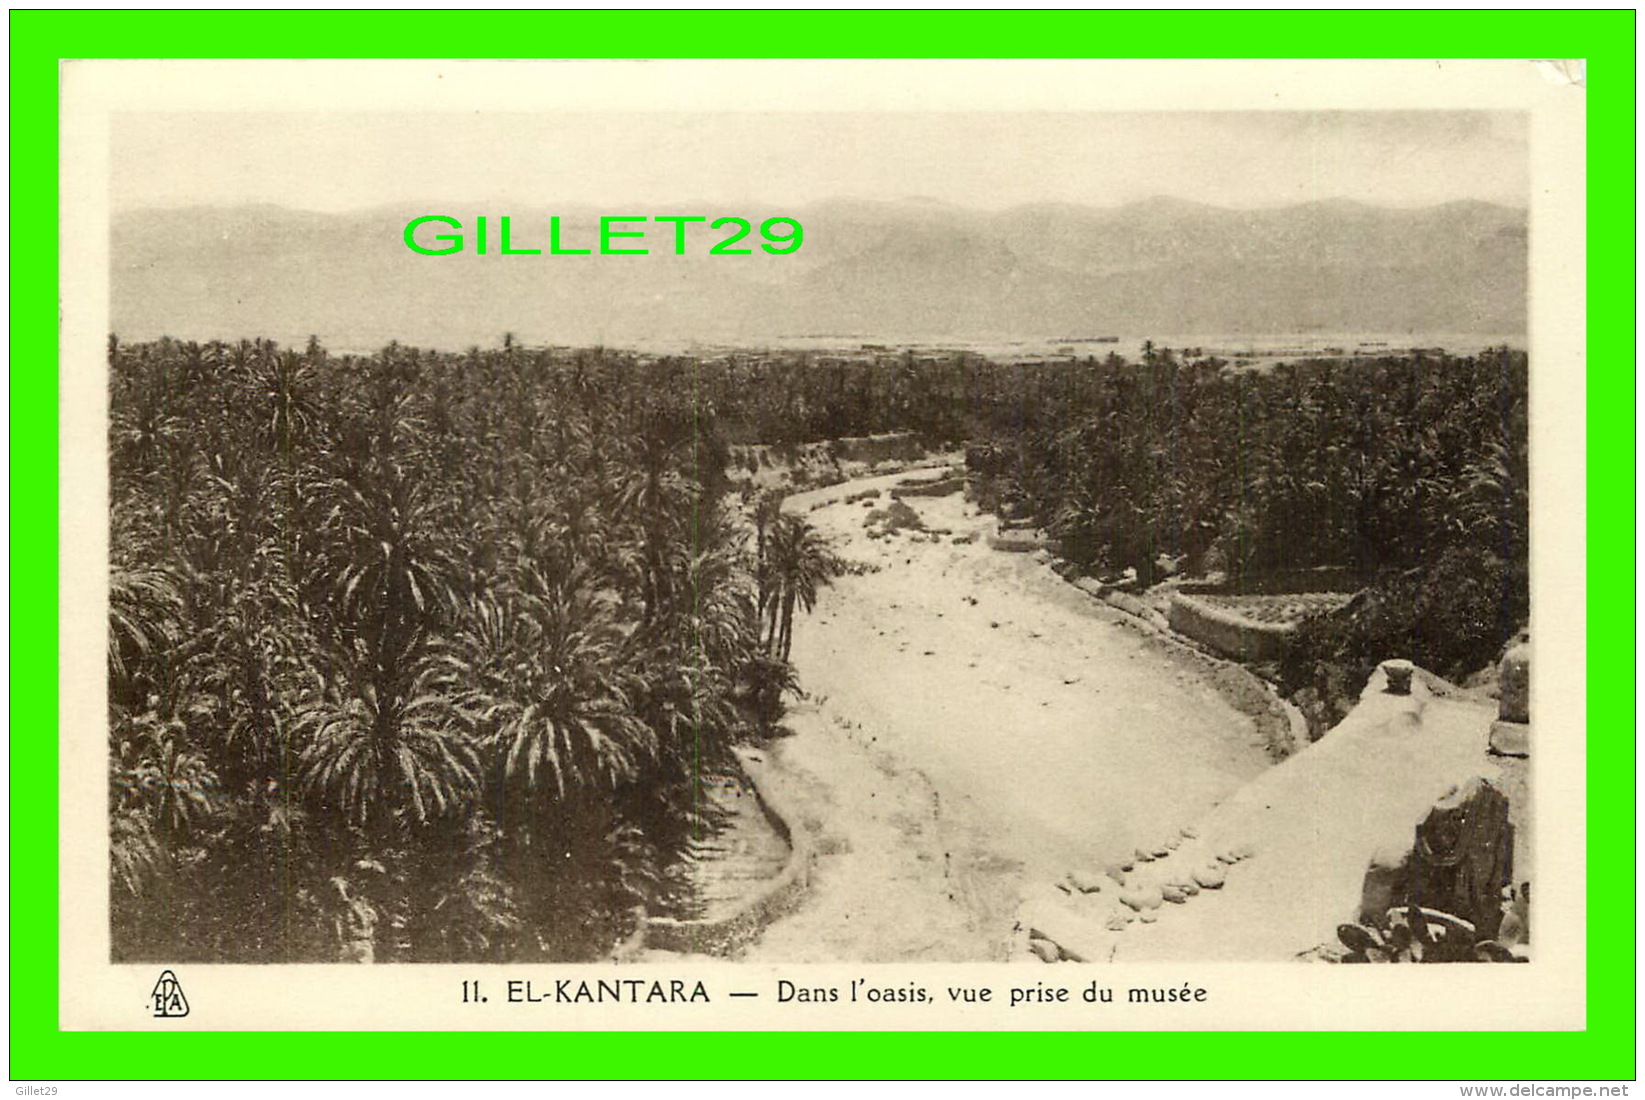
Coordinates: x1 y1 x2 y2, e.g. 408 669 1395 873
108 337 809 962
962 350 1529 726
109 335 1526 958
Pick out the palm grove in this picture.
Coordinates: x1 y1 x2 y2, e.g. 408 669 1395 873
109 338 838 962
109 338 1528 961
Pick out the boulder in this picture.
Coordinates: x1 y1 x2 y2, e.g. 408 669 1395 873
1191 864 1227 890
1407 776 1514 940
1120 884 1164 912
1068 869 1105 894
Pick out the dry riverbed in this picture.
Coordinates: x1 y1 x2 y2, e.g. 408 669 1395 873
737 468 1275 962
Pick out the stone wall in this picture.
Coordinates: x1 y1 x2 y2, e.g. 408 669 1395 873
890 474 964 499
636 751 815 957
1167 592 1294 662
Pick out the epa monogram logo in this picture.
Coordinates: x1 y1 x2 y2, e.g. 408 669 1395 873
149 970 189 1019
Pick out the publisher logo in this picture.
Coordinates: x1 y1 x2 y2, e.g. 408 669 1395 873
149 970 189 1018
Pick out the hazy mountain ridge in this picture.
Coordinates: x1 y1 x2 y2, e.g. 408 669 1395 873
111 198 1526 350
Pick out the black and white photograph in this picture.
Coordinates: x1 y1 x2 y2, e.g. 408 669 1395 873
62 58 1586 1030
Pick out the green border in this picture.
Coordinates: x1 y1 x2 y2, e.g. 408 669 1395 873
11 10 1635 1082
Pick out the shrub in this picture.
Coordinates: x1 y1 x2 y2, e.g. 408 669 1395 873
1281 546 1529 731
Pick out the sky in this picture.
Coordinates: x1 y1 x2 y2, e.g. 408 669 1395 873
111 110 1528 213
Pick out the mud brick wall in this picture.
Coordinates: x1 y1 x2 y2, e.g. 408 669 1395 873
1167 592 1294 662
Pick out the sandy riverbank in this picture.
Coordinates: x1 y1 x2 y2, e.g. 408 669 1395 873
738 467 1275 962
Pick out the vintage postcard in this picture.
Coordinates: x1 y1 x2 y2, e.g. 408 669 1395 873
59 57 1586 1032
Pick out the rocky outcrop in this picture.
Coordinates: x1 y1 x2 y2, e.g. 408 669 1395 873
1408 777 1515 940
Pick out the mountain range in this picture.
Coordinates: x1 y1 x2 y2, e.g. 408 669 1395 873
110 197 1527 350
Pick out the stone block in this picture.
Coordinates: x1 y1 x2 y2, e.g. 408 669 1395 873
1382 659 1414 696
1489 719 1529 758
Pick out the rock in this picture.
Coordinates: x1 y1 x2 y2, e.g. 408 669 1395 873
1151 844 1172 858
1174 879 1200 897
1407 776 1514 939
1160 884 1189 904
1138 910 1159 923
1118 857 1136 872
1106 916 1130 932
1180 825 1199 839
1192 864 1227 889
1028 938 1060 963
1499 643 1530 723
1216 851 1239 865
1165 836 1182 850
1104 864 1128 884
1134 848 1155 863
1069 869 1104 894
1120 884 1164 911
989 530 1046 554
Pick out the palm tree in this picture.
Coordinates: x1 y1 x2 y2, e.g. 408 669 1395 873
454 562 655 810
609 433 698 625
746 487 783 634
108 563 184 710
765 514 841 662
295 643 480 828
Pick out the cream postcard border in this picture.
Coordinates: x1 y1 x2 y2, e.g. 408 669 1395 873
60 58 1586 1032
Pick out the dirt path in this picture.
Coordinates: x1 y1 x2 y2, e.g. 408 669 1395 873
740 468 1274 962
